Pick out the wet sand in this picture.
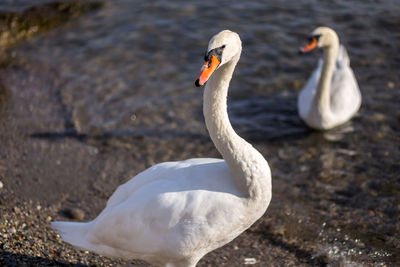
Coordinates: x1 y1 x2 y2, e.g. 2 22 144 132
0 0 399 266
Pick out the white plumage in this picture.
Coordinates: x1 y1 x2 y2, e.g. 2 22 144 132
52 30 272 267
298 27 361 130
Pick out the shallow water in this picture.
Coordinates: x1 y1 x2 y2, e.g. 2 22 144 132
0 0 399 266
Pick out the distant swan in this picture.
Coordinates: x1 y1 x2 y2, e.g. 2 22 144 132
52 30 272 267
298 26 361 130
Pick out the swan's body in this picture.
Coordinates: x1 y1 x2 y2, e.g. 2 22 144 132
298 27 361 130
52 30 271 267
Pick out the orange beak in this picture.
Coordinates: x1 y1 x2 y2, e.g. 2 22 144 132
299 37 318 53
195 55 221 87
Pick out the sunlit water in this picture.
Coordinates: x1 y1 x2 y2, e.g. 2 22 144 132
0 0 399 265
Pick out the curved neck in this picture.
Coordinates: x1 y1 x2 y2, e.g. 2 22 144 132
314 42 339 115
203 52 270 201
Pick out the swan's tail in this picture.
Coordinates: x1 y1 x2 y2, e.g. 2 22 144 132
51 221 92 251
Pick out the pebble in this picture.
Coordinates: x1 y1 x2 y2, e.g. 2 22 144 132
300 165 308 172
387 81 395 88
63 207 85 221
323 132 344 141
371 113 386 122
3 242 10 249
0 180 3 189
278 149 290 160
244 258 257 265
13 206 21 213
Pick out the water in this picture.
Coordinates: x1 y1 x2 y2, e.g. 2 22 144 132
0 0 399 266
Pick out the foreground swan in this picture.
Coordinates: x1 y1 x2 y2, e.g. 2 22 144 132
298 26 361 130
52 30 272 267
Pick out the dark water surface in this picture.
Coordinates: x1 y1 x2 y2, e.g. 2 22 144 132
0 0 399 266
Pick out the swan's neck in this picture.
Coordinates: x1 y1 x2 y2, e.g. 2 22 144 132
314 42 339 116
203 53 271 202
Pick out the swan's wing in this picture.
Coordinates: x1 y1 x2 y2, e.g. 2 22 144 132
330 45 361 117
85 159 247 258
336 45 350 68
298 59 322 119
105 158 223 208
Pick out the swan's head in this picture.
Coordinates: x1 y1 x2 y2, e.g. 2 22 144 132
195 30 242 87
299 26 339 53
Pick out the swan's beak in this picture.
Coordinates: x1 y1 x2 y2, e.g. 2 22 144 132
195 55 220 87
299 37 318 53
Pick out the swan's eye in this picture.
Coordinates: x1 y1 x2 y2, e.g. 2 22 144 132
214 45 225 57
313 34 321 41
213 45 225 62
204 52 210 62
205 45 225 63
307 35 321 44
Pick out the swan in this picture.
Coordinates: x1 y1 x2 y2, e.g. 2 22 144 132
298 26 361 130
52 30 272 267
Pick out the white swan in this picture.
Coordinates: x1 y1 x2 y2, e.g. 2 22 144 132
298 26 361 130
52 30 272 267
